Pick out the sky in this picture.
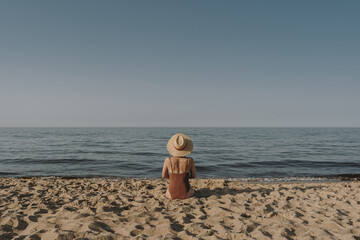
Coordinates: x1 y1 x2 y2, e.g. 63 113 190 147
0 1 359 127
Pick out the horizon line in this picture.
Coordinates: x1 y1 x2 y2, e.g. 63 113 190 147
0 126 359 128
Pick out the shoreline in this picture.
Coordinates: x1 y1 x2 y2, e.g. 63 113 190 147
1 178 360 239
1 175 359 183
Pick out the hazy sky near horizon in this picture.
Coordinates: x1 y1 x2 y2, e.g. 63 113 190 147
1 1 359 127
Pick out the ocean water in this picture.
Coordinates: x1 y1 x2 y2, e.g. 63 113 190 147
0 128 359 180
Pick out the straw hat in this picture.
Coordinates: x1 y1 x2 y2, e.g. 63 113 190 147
167 133 193 157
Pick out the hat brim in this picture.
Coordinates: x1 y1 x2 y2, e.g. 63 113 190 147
167 133 193 157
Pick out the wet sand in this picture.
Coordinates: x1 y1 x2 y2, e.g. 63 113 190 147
0 177 359 239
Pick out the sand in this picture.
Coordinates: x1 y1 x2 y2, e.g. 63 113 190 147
0 177 359 240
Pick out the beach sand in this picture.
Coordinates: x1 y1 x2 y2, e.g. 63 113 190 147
0 178 359 240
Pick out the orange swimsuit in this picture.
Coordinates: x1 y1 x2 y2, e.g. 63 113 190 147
168 158 191 199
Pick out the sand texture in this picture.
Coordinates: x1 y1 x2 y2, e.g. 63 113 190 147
0 177 359 240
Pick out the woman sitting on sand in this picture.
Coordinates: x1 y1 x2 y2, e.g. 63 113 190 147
162 133 196 200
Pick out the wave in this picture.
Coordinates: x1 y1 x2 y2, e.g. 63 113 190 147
0 158 100 164
0 172 19 176
215 160 360 168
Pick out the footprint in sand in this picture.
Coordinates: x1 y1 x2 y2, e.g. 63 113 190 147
170 223 184 232
246 222 260 233
221 216 235 230
34 208 48 214
102 205 122 215
88 221 114 233
130 225 144 237
182 213 195 223
241 213 251 219
295 211 304 218
15 218 28 231
0 232 18 240
260 230 273 238
29 234 41 240
28 215 39 222
282 228 297 240
1 224 13 232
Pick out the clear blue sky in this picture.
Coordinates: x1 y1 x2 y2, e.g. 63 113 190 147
1 1 359 127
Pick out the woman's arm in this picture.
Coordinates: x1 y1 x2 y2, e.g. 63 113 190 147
162 157 170 179
189 157 196 178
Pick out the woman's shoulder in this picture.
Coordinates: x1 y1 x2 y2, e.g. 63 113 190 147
182 157 194 164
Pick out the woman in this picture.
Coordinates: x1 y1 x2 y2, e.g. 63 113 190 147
162 133 196 199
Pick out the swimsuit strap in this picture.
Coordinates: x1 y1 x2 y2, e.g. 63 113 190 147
186 157 190 173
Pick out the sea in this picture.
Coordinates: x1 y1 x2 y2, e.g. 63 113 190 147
0 128 359 181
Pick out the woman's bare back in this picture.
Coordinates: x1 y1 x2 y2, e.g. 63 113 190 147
162 157 196 178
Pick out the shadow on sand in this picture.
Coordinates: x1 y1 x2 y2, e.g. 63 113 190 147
194 186 274 198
